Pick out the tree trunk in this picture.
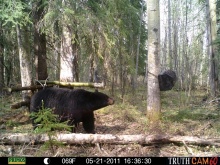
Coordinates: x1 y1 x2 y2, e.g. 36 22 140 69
89 53 95 82
183 0 192 100
72 34 79 82
118 38 126 100
33 0 48 80
206 0 218 97
168 0 173 69
1 133 220 147
134 3 144 89
16 25 32 99
147 0 161 118
60 24 74 82
0 48 3 90
54 21 61 80
0 23 4 90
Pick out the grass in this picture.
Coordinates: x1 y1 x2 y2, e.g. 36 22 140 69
0 88 220 156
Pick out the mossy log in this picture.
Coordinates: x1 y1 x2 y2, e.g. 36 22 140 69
3 85 53 93
36 80 105 88
4 81 104 93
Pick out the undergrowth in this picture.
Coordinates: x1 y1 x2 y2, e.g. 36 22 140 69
30 101 72 155
0 88 220 156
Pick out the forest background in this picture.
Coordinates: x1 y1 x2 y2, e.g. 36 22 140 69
0 0 220 157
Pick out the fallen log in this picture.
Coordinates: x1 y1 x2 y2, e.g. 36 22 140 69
1 133 220 146
36 80 105 88
3 85 53 93
11 95 31 109
10 100 30 109
4 82 104 93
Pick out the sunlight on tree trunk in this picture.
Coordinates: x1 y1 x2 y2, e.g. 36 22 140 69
60 24 74 82
16 25 32 99
147 0 161 119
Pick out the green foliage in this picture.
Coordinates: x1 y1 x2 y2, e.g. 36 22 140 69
1 0 147 95
5 120 18 128
30 101 72 155
0 0 31 26
42 0 147 79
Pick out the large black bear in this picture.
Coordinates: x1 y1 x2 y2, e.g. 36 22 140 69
158 70 177 91
30 87 114 133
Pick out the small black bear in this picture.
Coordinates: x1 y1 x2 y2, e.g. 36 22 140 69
30 87 114 133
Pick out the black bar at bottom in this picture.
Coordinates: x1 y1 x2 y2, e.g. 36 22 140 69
1 157 220 165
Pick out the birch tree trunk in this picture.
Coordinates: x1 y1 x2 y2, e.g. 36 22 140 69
2 133 220 147
16 25 32 98
147 0 161 118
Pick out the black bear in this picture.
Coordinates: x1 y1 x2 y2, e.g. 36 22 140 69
30 87 114 133
158 70 177 91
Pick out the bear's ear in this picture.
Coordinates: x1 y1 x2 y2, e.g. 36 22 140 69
95 89 99 92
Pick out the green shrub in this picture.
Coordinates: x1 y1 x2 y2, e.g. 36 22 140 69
30 101 72 155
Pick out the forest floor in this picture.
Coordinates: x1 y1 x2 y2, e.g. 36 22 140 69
0 87 220 157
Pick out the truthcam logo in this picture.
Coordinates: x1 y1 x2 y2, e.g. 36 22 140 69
168 157 218 165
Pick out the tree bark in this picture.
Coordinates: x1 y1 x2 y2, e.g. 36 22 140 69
134 3 144 89
0 50 3 90
33 0 48 80
16 25 32 99
168 0 172 69
206 0 218 97
89 52 95 82
1 133 220 146
72 32 79 82
60 23 74 82
147 0 161 118
0 23 4 90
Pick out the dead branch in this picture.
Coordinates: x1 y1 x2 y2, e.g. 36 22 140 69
1 133 220 147
182 141 193 155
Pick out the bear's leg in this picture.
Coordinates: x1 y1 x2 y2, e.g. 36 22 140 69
73 122 80 133
82 112 95 134
66 119 78 133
